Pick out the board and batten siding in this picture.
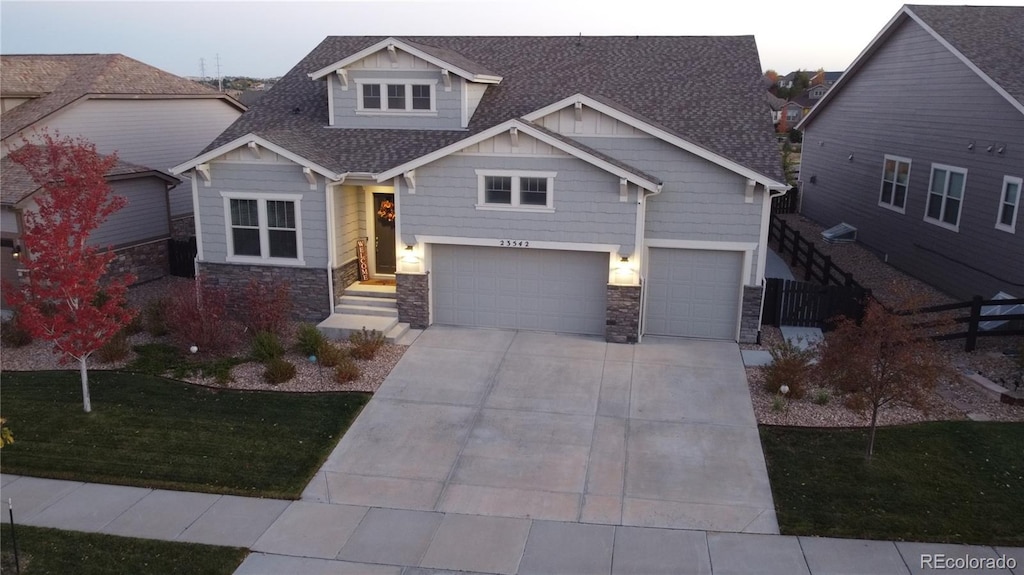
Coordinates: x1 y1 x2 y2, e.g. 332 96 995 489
399 154 638 254
196 162 329 268
331 69 463 130
574 136 764 284
335 184 361 265
37 98 241 217
800 18 1024 299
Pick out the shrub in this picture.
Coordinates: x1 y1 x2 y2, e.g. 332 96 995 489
317 342 345 368
250 331 284 362
144 297 169 336
295 323 328 357
771 396 787 412
165 277 240 355
349 327 386 360
263 357 296 385
334 355 360 383
96 330 131 363
760 337 815 400
123 307 145 335
812 388 831 406
1 312 33 348
240 279 292 338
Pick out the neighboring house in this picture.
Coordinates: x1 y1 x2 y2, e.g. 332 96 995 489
0 54 245 240
0 154 179 307
797 5 1024 300
778 101 806 132
172 36 787 344
766 91 787 126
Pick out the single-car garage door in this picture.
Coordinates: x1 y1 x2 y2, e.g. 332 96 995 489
645 248 743 339
432 245 608 335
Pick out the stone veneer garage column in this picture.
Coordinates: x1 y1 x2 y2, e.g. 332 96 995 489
606 284 641 344
739 285 763 344
199 262 331 322
396 272 429 329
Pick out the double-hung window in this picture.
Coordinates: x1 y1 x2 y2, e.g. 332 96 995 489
996 175 1022 233
476 170 556 211
878 155 911 212
223 193 303 264
358 81 435 113
924 164 967 231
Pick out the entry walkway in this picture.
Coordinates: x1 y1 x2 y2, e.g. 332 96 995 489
3 474 1021 575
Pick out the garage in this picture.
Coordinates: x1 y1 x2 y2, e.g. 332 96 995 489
645 248 744 340
431 244 608 335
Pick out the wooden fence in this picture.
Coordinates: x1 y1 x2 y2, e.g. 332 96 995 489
168 237 197 278
768 214 866 291
900 296 1024 352
763 278 870 330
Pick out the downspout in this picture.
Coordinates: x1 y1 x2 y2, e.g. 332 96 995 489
634 183 662 343
325 173 349 314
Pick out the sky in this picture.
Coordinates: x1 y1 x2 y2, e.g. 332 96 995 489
2 0 1022 79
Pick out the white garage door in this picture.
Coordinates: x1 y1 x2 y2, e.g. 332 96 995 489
645 248 743 340
432 245 608 335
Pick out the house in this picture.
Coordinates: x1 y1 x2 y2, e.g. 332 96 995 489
796 5 1024 300
778 100 806 132
0 54 245 241
172 36 787 344
766 91 787 126
0 154 179 307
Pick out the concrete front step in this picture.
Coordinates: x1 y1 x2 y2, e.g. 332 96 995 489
316 314 409 343
343 285 397 299
333 304 398 318
338 294 397 308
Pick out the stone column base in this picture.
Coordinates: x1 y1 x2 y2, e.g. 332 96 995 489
199 262 330 322
606 284 641 344
331 259 360 302
740 284 764 344
397 272 429 329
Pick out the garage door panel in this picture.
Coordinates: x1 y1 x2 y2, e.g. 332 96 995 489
645 248 742 340
432 245 607 335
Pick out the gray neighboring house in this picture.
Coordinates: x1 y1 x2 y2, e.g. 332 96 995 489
173 36 787 344
0 54 245 240
0 155 179 308
797 5 1024 300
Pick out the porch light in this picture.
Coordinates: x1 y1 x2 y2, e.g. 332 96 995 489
401 245 420 265
11 244 21 260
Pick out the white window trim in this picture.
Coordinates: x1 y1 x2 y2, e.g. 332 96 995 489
877 154 911 214
221 191 306 266
996 175 1022 234
923 163 968 232
355 79 438 115
475 170 556 212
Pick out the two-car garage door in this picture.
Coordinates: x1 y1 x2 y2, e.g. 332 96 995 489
644 248 743 340
432 244 608 335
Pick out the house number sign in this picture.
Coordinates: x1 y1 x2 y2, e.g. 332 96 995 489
498 240 530 248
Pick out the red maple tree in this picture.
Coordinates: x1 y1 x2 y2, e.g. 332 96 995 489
4 132 136 412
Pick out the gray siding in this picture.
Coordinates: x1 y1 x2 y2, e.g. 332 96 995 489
197 162 329 268
168 178 195 219
42 98 242 217
400 154 638 254
331 70 463 130
336 185 361 264
800 18 1024 299
90 177 170 247
575 136 764 282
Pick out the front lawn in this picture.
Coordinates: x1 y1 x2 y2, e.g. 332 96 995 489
1 525 247 575
0 371 370 498
760 421 1024 545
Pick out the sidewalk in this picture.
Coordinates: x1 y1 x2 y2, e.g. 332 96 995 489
3 474 1021 575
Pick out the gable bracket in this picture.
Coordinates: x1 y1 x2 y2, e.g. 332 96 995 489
744 179 756 203
509 127 519 148
247 141 261 159
303 167 317 190
441 69 452 92
404 170 416 194
619 179 629 203
196 163 211 186
387 44 398 67
574 101 583 122
336 69 349 91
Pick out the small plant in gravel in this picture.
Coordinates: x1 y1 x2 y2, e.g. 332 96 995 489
295 323 328 357
334 356 360 383
263 357 297 384
143 297 169 336
123 308 145 335
250 331 284 363
317 342 345 368
96 330 131 363
771 396 787 412
349 328 386 360
166 277 240 355
761 337 815 400
812 388 831 406
1 312 33 348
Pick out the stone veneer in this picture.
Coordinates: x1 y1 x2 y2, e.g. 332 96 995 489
396 272 429 329
199 262 330 322
170 216 195 240
606 284 641 344
331 259 360 302
740 284 764 344
107 240 168 285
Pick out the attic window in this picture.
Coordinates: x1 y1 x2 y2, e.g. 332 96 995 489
357 80 437 114
362 84 381 109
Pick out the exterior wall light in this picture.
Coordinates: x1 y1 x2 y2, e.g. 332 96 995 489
11 244 22 260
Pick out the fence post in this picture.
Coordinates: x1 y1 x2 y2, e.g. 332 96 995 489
843 271 853 288
778 217 788 255
791 230 802 266
965 295 984 352
822 255 833 286
804 243 814 281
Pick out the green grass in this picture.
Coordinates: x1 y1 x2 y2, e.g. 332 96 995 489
0 371 370 498
127 343 246 384
760 421 1024 545
1 524 247 575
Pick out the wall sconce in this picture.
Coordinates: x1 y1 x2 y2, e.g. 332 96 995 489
400 244 419 264
11 244 22 260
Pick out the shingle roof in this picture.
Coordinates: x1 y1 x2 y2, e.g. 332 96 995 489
0 54 231 140
0 153 175 206
907 5 1024 108
204 36 784 183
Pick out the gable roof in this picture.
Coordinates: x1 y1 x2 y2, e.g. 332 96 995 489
308 37 501 83
1 153 179 206
799 4 1024 130
200 36 784 184
0 54 245 141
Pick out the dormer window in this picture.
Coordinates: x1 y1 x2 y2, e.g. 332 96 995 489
357 80 436 114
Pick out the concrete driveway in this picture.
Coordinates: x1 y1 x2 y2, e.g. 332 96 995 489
305 327 778 534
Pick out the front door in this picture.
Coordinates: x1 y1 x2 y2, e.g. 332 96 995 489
373 193 397 275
